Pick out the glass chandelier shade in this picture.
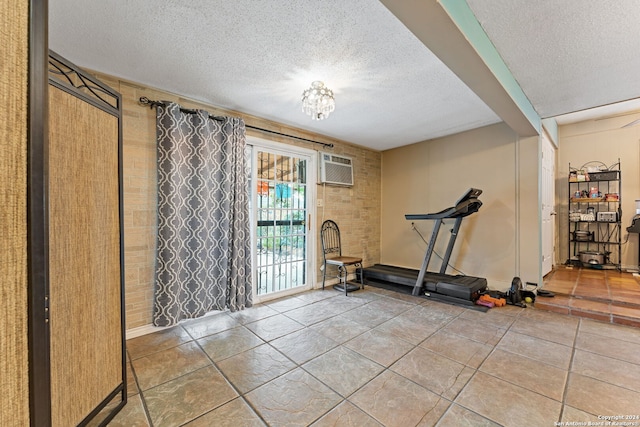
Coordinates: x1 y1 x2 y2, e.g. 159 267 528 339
301 81 335 120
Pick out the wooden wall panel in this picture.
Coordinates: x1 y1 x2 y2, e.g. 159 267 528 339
48 86 122 426
0 0 30 425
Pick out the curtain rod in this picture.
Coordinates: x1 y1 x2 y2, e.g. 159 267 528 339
139 96 334 149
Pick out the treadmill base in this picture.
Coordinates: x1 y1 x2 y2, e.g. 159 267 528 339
364 278 488 312
360 264 487 303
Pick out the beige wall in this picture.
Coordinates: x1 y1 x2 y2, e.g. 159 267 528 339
518 135 542 282
91 72 381 329
381 122 542 291
1 0 30 424
557 115 640 269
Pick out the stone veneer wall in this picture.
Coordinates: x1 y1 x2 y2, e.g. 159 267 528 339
91 72 381 329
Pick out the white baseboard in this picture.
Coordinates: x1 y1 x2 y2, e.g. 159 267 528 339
126 324 168 340
125 307 240 340
127 278 359 339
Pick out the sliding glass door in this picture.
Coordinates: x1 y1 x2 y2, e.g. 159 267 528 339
249 141 315 299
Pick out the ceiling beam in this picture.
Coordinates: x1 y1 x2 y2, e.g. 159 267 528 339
379 0 541 137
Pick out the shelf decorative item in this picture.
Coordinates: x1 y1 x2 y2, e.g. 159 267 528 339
570 197 605 203
569 170 590 182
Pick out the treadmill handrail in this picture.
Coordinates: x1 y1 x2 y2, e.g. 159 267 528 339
403 188 483 295
405 206 456 220
405 197 482 220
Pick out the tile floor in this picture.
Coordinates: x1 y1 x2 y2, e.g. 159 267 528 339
538 266 640 327
109 285 640 426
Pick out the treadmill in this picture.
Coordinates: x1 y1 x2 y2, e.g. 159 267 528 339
361 188 487 306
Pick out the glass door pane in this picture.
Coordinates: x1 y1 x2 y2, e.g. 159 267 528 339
254 149 309 296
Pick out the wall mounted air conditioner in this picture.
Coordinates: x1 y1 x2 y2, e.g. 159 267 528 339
318 152 354 186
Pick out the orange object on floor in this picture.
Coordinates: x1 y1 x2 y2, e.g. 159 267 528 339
479 294 506 307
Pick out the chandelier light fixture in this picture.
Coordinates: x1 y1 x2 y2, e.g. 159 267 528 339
301 81 335 120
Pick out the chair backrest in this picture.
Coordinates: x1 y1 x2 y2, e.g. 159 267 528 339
321 220 342 260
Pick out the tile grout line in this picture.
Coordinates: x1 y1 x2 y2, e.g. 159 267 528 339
126 349 155 427
538 267 640 326
347 302 463 427
129 291 551 425
457 308 579 416
298 297 464 426
447 306 535 423
295 291 430 426
177 289 403 426
572 268 580 296
186 327 271 427
558 316 583 423
302 324 408 427
319 296 441 422
124 282 640 426
605 270 613 321
392 305 522 425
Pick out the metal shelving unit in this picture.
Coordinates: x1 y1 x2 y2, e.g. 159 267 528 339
567 160 621 269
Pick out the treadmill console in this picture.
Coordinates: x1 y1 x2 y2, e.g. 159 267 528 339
453 188 483 217
405 188 483 220
455 188 482 205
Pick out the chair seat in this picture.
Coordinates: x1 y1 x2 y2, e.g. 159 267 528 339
326 256 362 266
321 219 364 296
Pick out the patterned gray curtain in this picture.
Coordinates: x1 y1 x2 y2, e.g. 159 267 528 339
153 102 252 327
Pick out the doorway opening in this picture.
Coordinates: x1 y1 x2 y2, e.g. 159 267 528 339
248 139 316 302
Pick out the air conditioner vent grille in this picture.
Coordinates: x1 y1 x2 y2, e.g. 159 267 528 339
319 152 354 186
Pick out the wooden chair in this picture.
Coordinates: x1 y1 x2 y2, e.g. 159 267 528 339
320 220 364 295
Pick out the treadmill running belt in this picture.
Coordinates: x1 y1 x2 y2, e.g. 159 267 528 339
361 264 487 301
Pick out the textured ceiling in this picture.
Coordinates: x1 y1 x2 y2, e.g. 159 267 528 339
49 1 640 150
48 0 499 151
467 0 640 120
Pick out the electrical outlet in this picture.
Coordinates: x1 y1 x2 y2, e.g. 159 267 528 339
317 199 323 207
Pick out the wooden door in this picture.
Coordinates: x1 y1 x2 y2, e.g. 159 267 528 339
47 53 125 426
